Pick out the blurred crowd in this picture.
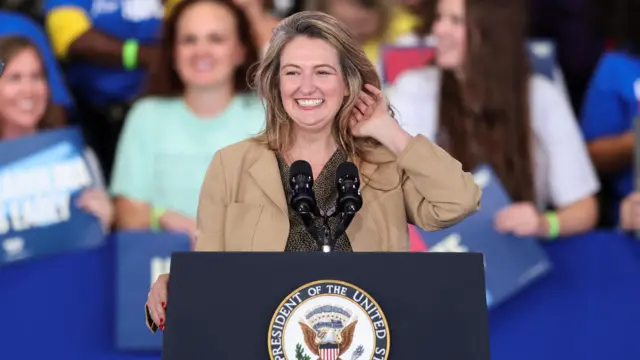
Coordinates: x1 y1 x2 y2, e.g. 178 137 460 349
0 0 639 242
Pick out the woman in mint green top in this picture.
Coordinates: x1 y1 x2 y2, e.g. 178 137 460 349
109 0 265 242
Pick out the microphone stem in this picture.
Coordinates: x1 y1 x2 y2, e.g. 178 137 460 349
333 212 355 242
321 216 332 253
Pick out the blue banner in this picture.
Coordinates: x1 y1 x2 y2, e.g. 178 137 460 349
414 165 553 309
115 231 191 350
0 126 105 265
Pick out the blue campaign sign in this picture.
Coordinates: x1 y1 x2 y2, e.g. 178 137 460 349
415 164 553 309
115 231 191 350
0 126 105 265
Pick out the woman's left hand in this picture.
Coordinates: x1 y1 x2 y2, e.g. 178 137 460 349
76 188 114 232
349 84 397 139
494 202 544 237
349 84 412 155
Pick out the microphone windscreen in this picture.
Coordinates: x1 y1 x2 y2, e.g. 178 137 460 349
336 161 359 182
290 160 313 178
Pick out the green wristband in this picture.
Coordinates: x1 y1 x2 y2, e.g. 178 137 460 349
122 39 139 70
544 211 560 240
150 207 166 231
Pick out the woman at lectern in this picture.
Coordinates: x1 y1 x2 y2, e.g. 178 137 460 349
145 10 481 332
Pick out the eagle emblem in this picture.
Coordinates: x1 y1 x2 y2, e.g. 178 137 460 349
299 305 358 360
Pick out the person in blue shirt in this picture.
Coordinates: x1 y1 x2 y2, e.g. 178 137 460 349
0 11 73 123
580 0 640 227
43 0 164 180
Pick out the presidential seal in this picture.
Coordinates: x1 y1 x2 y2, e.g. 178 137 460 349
268 280 390 360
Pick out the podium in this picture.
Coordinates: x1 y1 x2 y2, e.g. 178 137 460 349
161 252 491 360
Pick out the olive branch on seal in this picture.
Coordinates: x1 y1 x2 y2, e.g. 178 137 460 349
295 343 312 360
350 345 365 360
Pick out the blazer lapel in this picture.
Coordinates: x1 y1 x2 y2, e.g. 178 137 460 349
248 150 290 251
346 146 401 251
350 145 394 192
249 150 288 215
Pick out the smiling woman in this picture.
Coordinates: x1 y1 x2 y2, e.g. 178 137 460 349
144 10 482 334
278 36 349 134
387 0 599 239
0 35 114 232
109 0 266 247
0 37 57 137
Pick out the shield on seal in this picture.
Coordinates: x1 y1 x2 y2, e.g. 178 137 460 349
319 343 340 360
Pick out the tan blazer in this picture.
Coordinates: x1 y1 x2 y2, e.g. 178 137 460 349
145 134 482 332
194 134 482 252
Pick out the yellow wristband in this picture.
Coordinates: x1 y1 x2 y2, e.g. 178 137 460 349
122 39 139 70
150 207 166 231
544 211 560 240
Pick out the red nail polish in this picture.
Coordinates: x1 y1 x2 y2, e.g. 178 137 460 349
160 324 165 331
161 302 166 308
160 318 164 324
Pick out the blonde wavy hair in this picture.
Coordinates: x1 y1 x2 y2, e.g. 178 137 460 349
253 11 393 164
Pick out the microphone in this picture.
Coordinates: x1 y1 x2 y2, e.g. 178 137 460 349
289 160 319 241
334 162 363 241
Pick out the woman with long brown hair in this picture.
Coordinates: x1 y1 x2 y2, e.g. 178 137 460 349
388 0 599 239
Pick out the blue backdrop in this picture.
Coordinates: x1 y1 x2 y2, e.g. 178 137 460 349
1 230 639 360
